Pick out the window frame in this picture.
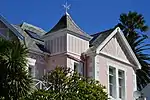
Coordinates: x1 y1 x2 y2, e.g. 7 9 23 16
74 61 84 76
109 66 117 98
107 63 127 100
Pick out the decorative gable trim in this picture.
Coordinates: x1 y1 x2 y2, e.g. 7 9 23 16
0 15 24 40
96 27 141 69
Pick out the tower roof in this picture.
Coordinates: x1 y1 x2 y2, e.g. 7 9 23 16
46 13 89 36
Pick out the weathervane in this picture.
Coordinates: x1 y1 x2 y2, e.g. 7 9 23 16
63 2 71 14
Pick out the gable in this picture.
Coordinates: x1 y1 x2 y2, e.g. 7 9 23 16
101 35 130 63
0 20 7 28
95 27 141 69
0 20 9 38
0 20 18 40
0 15 24 40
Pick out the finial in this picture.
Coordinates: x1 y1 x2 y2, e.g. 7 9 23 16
62 2 71 14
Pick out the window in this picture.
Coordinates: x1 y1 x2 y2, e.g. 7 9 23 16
74 62 84 76
28 67 32 75
118 70 125 99
109 67 116 98
108 66 125 100
74 62 78 72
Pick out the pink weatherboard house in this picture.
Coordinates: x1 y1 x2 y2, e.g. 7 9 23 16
0 12 141 100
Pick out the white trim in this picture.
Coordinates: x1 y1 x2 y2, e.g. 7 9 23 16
133 69 137 92
95 27 141 69
107 62 127 100
95 55 99 81
118 28 141 69
27 57 36 66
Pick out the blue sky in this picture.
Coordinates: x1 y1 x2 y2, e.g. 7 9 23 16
0 0 150 35
0 0 150 54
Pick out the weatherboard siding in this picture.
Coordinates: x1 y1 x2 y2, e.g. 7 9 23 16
67 33 89 55
47 53 67 70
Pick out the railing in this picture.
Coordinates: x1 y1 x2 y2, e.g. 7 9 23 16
33 79 50 90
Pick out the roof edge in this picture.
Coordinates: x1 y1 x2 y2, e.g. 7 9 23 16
0 15 24 40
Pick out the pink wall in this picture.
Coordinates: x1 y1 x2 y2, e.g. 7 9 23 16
47 53 67 71
97 55 135 100
85 34 137 99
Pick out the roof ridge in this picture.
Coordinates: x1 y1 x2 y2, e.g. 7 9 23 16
91 28 114 36
21 22 46 33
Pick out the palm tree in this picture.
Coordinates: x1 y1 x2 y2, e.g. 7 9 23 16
118 11 150 90
0 38 33 100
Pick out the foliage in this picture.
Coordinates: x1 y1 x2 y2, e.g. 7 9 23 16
0 38 33 100
118 11 150 90
26 67 108 100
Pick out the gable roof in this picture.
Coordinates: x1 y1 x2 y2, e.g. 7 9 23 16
13 24 49 54
91 27 141 69
45 13 91 39
0 15 24 40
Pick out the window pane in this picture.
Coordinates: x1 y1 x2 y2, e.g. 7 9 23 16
109 84 113 96
109 66 116 98
118 70 125 99
109 76 113 84
74 63 78 72
119 78 123 86
118 70 124 78
109 67 114 75
119 87 122 98
29 67 32 75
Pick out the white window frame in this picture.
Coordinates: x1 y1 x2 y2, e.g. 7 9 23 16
27 57 36 77
107 63 127 100
109 66 117 99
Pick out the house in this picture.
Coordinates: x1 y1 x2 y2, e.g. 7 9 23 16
0 12 141 100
